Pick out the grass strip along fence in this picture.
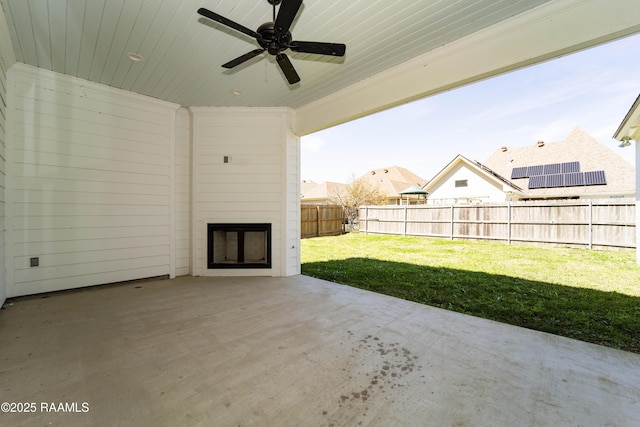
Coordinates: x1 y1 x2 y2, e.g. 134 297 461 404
301 234 640 353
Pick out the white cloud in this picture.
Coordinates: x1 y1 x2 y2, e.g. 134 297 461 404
301 135 326 152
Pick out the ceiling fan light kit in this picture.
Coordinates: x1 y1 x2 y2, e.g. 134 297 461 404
197 0 346 85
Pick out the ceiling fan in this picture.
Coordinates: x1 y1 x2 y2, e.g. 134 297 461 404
197 0 346 85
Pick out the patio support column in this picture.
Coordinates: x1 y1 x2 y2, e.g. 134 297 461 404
636 140 639 264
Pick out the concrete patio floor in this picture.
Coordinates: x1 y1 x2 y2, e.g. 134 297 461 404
1 275 639 426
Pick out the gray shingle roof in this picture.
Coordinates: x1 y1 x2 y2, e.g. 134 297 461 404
301 181 347 202
483 128 635 198
358 166 427 198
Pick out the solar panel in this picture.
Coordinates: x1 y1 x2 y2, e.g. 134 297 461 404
518 161 590 189
545 174 564 188
564 172 585 187
528 175 546 189
543 163 562 175
527 165 544 176
511 166 528 179
561 161 580 173
585 170 606 186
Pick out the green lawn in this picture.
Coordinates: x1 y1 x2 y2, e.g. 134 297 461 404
301 233 640 353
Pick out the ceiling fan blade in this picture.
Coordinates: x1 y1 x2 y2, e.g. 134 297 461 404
197 8 260 39
222 49 266 69
276 53 300 84
274 0 302 37
289 41 346 57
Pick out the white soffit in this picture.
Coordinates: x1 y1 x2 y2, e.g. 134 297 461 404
2 0 552 109
1 0 639 134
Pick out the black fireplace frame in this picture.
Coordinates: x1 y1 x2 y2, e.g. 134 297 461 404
207 223 272 269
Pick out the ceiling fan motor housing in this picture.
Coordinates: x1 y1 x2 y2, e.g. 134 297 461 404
257 22 292 55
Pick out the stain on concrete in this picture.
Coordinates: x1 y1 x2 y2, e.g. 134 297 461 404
324 331 424 425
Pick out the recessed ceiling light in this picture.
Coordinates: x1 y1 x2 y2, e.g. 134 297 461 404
127 52 144 62
231 89 242 96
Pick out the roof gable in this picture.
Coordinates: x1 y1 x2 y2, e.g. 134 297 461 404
614 93 640 141
423 155 523 195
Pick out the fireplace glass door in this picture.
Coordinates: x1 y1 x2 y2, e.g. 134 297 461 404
208 223 271 269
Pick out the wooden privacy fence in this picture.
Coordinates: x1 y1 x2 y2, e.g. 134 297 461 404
359 200 636 250
301 205 344 238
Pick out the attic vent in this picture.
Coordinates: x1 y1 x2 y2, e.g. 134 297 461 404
537 140 545 147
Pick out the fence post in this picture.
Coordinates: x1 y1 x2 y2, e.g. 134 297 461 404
507 203 512 245
364 206 369 235
450 205 454 240
589 200 593 250
403 205 408 236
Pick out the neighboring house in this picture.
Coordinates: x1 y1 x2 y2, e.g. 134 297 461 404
484 128 635 200
425 128 635 204
301 181 348 204
423 155 525 204
358 166 427 205
301 166 426 205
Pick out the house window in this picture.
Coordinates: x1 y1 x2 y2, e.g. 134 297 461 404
455 180 468 188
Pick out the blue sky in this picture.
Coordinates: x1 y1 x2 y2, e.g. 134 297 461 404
301 33 640 184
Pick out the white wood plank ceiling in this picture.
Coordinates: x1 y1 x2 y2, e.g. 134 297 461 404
2 0 552 109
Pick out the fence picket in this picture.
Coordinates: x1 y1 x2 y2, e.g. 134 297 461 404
301 205 344 238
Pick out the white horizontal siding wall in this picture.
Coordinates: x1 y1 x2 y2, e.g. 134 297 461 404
191 107 299 277
0 62 6 306
175 107 191 276
6 64 179 297
428 164 506 204
0 6 15 306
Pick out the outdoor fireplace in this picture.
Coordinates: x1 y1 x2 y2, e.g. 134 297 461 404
207 223 272 269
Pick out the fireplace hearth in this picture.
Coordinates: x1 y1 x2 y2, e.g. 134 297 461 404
207 223 272 269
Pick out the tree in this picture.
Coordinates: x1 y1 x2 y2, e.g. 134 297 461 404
330 175 387 227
